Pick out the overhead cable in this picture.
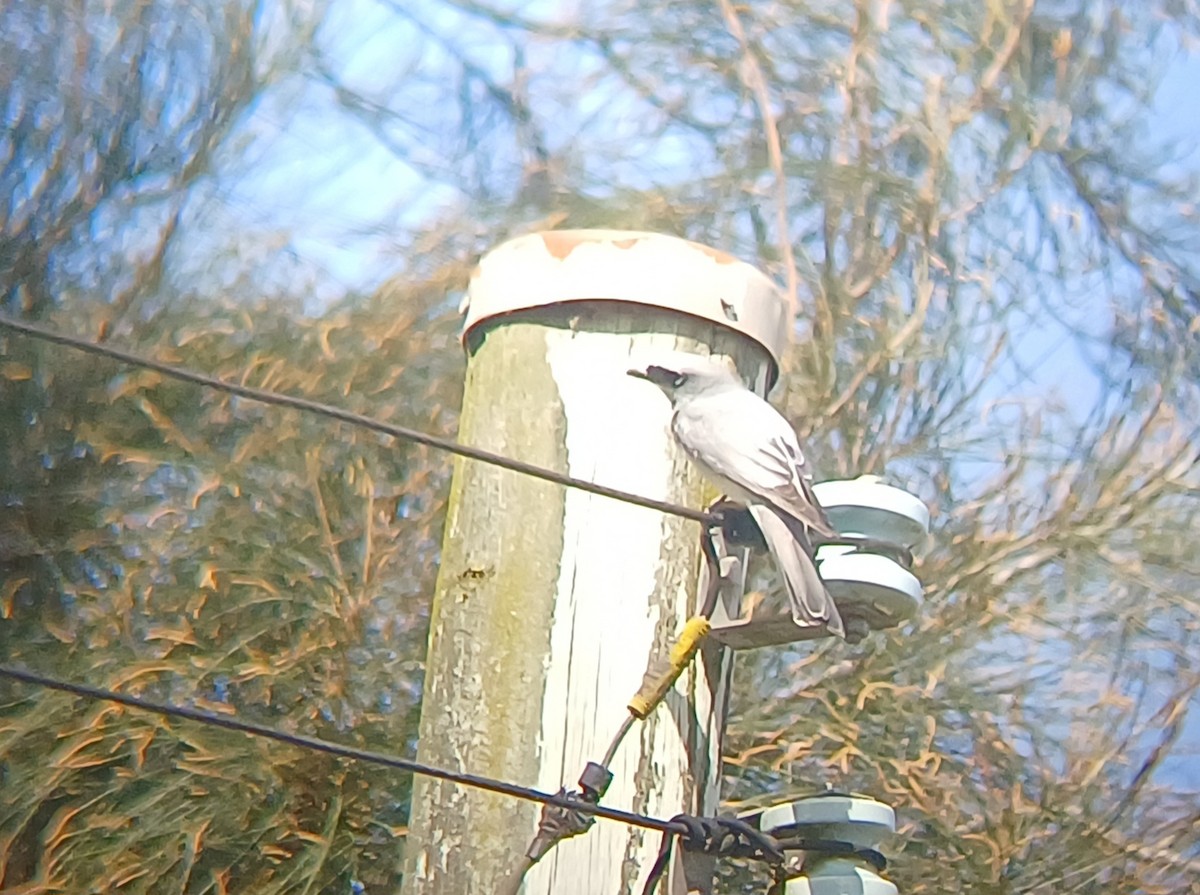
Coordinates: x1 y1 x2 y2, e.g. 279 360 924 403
0 664 685 835
0 316 716 525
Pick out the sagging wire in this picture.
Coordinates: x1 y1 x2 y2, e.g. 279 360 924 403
0 665 678 835
3 665 878 893
508 584 720 884
0 315 717 526
503 521 730 885
513 517 733 875
596 514 732 768
503 615 713 890
0 316 913 572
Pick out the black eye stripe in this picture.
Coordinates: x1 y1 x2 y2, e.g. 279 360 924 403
646 365 688 388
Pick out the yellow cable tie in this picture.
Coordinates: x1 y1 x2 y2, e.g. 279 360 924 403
627 617 712 719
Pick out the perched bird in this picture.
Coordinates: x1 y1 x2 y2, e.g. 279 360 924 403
628 354 845 638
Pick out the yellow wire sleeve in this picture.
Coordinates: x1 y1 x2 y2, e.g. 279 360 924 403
627 617 712 719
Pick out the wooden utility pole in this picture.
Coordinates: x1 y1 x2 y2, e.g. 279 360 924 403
400 230 788 895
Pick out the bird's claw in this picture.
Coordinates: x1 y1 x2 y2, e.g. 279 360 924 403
707 499 768 552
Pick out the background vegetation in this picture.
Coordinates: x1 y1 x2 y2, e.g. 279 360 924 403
1 1 1198 892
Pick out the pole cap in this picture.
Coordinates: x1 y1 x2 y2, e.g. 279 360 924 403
462 230 790 386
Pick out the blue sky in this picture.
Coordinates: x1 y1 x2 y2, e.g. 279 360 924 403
211 3 1200 338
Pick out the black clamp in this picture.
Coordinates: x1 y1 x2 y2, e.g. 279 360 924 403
578 760 613 802
524 762 614 862
673 815 786 863
642 814 788 895
641 815 890 894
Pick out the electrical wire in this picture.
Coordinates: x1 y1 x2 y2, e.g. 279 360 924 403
0 315 717 526
0 665 689 836
0 317 911 566
2 667 883 886
601 715 636 768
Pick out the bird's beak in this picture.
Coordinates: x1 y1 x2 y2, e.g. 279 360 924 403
626 367 650 381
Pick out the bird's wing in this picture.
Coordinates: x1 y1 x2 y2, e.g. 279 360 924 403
673 391 837 538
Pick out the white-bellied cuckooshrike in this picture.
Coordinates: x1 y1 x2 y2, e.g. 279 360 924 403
628 354 845 638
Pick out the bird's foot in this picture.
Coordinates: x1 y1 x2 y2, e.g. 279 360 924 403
707 500 767 552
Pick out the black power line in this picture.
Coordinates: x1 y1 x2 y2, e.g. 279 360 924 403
1 666 891 886
0 315 716 526
0 665 686 836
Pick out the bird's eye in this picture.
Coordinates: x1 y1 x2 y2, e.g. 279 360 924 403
671 374 688 388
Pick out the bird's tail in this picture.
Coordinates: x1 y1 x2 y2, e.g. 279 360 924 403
748 504 846 639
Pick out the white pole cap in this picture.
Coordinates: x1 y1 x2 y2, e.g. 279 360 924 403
462 230 790 385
